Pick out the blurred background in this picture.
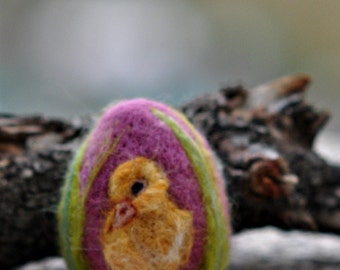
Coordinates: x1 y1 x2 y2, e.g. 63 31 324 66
0 0 339 160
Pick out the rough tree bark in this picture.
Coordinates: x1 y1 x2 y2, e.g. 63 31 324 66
0 116 91 269
181 75 340 233
0 75 339 269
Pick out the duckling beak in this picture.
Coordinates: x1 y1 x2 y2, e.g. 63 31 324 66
112 201 136 229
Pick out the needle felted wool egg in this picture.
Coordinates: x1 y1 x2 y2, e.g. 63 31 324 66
58 99 230 270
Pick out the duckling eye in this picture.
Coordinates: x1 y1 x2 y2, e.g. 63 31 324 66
131 180 145 196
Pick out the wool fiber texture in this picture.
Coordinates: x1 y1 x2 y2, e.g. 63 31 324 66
58 99 230 270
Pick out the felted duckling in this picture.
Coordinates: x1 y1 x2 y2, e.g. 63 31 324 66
101 157 193 270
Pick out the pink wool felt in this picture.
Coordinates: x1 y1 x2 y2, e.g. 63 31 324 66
79 99 207 269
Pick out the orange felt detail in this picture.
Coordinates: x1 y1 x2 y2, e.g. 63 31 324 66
101 157 194 270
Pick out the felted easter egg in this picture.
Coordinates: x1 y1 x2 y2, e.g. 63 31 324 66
58 99 230 270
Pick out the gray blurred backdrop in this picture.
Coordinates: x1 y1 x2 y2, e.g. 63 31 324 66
0 1 339 160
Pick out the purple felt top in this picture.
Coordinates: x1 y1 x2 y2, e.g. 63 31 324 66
79 99 207 269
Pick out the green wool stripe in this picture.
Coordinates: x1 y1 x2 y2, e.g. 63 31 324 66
152 109 229 270
58 141 88 270
69 153 90 270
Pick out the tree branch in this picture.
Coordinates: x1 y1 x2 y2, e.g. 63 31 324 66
1 75 339 269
